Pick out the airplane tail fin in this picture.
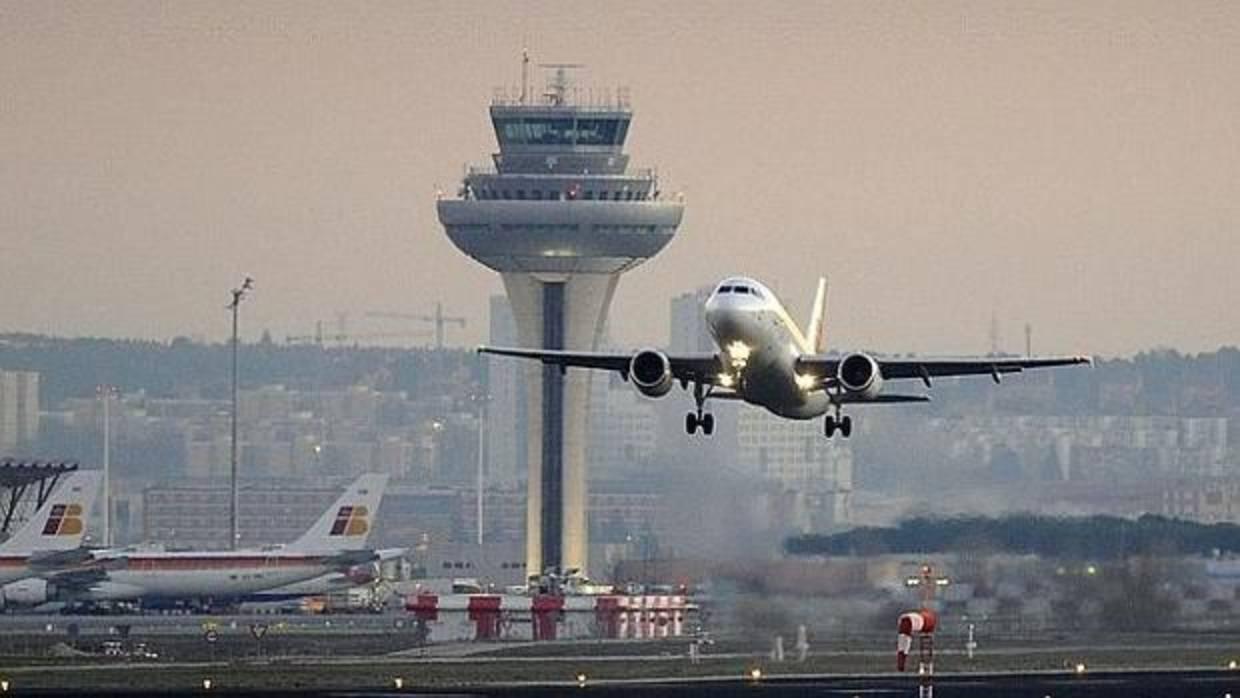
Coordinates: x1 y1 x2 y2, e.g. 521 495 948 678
0 471 102 554
285 474 389 553
806 276 828 353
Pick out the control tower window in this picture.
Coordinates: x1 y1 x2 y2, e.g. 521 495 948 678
496 117 628 146
575 118 623 146
497 118 575 146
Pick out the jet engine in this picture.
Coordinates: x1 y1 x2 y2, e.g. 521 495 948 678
1 578 50 607
838 352 884 399
629 349 674 398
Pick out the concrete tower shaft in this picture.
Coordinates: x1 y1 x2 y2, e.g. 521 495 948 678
438 71 683 575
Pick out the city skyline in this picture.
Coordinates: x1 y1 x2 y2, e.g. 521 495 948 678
4 2 1240 358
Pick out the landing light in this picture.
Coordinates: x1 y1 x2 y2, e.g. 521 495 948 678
1229 659 1237 670
576 673 587 686
1 679 10 692
748 667 762 681
795 374 816 391
1074 662 1087 674
393 677 404 689
718 373 735 388
726 341 751 363
201 678 213 690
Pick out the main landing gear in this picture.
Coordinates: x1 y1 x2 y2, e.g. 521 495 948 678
686 411 714 436
686 381 715 436
823 399 853 436
824 412 853 439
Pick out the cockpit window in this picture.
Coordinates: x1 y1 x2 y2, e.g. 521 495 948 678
735 286 751 294
718 286 734 294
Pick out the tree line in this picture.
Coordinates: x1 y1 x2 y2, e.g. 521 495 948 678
785 513 1240 559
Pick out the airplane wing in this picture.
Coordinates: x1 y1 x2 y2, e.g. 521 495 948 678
42 566 109 590
479 347 724 385
797 355 1093 386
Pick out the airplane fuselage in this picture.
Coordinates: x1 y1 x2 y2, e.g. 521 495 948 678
80 553 340 601
704 277 830 420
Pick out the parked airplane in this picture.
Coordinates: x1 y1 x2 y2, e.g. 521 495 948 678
50 473 389 603
482 276 1092 438
242 547 407 603
0 471 102 606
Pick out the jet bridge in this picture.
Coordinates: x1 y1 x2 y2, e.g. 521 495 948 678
0 458 78 538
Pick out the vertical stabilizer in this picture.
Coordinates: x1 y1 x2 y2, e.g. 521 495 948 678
805 277 828 353
0 471 102 554
286 474 389 553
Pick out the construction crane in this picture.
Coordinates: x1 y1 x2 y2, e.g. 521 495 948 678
286 320 431 347
366 303 466 349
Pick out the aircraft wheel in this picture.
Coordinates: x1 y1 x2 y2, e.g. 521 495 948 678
701 413 715 436
685 412 698 435
840 415 853 438
824 415 837 438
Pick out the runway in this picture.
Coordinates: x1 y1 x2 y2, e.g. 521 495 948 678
5 669 1233 697
413 669 1240 698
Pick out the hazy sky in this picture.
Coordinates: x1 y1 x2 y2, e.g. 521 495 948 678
3 1 1238 357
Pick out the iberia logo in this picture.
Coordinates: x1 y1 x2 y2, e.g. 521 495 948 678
41 503 84 536
329 505 369 536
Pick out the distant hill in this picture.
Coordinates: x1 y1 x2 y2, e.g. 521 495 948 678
0 333 481 405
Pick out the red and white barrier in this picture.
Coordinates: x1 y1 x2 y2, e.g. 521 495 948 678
405 593 693 643
896 609 937 671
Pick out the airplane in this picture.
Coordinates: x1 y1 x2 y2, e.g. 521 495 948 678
49 473 389 604
240 547 407 604
0 471 102 606
481 276 1092 439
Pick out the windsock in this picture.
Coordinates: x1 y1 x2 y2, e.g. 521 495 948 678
896 609 937 671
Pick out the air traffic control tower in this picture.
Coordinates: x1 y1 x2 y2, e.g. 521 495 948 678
438 62 684 576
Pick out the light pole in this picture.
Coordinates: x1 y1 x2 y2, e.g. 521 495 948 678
96 384 118 547
227 276 253 551
474 391 489 546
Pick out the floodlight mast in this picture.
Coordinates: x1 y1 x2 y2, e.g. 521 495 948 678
227 276 253 551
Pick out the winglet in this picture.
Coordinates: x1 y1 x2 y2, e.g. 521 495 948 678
805 277 828 353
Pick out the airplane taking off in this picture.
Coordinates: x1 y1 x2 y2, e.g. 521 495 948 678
0 471 102 599
481 276 1092 439
49 473 389 603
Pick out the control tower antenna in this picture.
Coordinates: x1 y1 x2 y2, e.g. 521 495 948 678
520 48 530 105
539 63 584 106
